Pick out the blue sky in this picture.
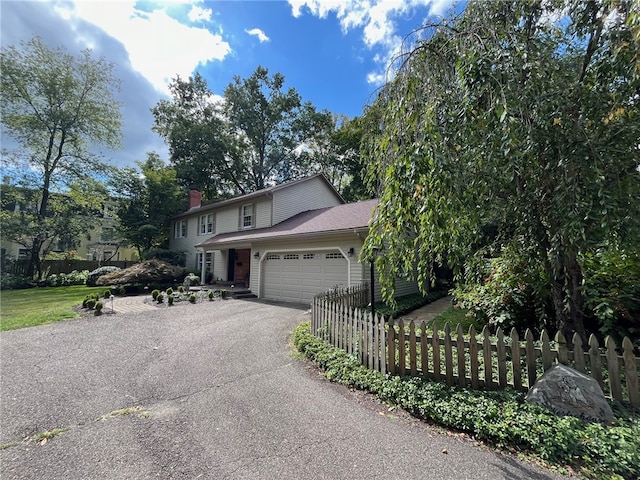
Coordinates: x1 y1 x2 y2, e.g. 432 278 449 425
1 0 459 168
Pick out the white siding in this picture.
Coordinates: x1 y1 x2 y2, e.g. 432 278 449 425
272 176 342 224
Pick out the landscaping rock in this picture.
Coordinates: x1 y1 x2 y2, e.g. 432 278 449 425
525 364 613 424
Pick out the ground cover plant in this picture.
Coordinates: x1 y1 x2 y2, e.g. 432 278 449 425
292 322 640 479
1 285 98 331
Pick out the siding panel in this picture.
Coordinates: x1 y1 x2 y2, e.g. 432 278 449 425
272 176 342 224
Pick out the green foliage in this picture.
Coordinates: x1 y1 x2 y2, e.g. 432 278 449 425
168 295 174 306
208 290 214 301
85 298 96 310
103 290 111 299
156 292 164 304
220 289 227 299
293 322 640 479
45 270 89 287
0 36 121 278
0 273 33 290
454 241 552 335
143 248 186 266
373 289 449 318
581 245 640 344
178 285 185 293
110 153 184 258
188 294 196 304
86 266 120 287
363 1 640 342
165 287 173 296
94 301 103 313
151 289 160 300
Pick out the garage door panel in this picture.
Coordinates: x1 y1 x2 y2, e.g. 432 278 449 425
262 250 347 303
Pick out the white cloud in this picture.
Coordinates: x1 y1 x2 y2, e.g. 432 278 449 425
189 6 213 22
245 28 270 42
61 1 231 94
288 0 457 86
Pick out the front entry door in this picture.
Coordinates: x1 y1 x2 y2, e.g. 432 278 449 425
227 248 251 287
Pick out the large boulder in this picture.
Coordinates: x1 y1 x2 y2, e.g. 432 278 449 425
96 259 186 286
525 364 613 424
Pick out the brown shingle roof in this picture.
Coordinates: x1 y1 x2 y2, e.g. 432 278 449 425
196 199 378 248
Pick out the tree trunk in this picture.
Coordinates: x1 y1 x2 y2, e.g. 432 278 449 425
550 250 588 347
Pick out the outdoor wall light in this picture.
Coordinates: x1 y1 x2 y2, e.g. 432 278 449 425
253 252 260 259
347 247 355 257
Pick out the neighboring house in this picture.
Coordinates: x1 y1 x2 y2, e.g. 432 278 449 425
1 190 138 263
170 174 418 304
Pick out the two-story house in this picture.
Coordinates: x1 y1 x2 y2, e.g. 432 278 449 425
169 174 419 304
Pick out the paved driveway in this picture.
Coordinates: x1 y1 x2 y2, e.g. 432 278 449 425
0 299 567 479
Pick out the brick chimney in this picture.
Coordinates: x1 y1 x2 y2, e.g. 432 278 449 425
188 190 201 209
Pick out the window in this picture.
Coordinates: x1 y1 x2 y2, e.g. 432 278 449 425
199 213 215 235
174 220 187 238
283 254 299 260
265 254 280 260
18 248 28 259
101 226 116 242
303 253 319 260
196 252 213 272
241 204 254 229
325 252 343 259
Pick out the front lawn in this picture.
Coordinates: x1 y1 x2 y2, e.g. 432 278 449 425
0 285 99 331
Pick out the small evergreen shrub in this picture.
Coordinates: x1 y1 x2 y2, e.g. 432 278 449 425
178 285 185 293
166 287 173 296
156 293 164 304
0 273 32 290
103 290 111 299
151 289 160 300
220 289 227 299
95 301 103 314
168 295 174 306
208 290 214 301
188 294 196 304
85 298 96 310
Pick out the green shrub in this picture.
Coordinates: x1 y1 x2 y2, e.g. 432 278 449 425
581 245 640 346
82 293 100 308
0 273 33 290
103 290 111 299
166 287 173 296
188 294 196 304
151 289 160 300
95 301 103 314
292 322 640 479
156 293 164 304
45 270 89 287
85 298 96 310
374 289 449 318
454 242 553 335
168 295 174 306
208 290 214 301
220 289 227 299
86 266 120 287
142 248 186 266
178 285 185 293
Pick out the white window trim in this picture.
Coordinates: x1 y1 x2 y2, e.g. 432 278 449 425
240 203 255 229
198 213 215 235
174 220 187 238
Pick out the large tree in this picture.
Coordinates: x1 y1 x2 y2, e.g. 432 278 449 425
224 66 333 191
1 36 121 277
111 153 184 259
363 0 640 343
152 74 246 199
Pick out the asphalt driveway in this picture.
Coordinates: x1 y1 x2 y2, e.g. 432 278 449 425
0 299 568 479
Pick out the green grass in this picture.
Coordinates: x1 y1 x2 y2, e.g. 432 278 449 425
431 307 479 333
0 285 99 331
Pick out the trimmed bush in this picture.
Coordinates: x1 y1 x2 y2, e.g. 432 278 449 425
168 295 174 306
103 289 112 299
166 287 173 296
156 293 164 304
95 301 103 315
86 266 121 287
151 289 160 300
0 273 32 290
85 298 96 310
208 290 214 301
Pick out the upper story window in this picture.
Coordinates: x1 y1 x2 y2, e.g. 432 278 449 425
199 213 215 235
240 203 255 229
174 219 187 238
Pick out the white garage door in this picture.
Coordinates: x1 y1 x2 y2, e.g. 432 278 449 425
262 251 348 303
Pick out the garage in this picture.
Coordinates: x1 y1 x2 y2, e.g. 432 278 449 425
262 251 348 303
